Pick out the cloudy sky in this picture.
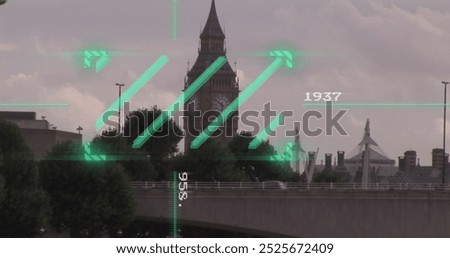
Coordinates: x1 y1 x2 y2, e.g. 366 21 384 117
1 0 450 165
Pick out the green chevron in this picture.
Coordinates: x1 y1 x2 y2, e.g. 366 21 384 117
269 50 294 69
270 142 295 162
84 50 111 73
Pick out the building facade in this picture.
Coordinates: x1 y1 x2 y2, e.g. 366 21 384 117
0 111 82 160
183 0 239 152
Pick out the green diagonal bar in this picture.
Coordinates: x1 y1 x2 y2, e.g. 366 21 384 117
270 155 284 162
84 51 92 68
284 142 294 160
83 142 107 162
95 55 169 131
248 113 284 150
96 54 111 73
132 56 227 149
190 57 284 149
84 143 91 155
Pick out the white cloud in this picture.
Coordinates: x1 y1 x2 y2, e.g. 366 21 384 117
4 72 46 92
1 0 450 165
0 43 16 52
236 68 249 87
46 85 106 141
0 71 105 141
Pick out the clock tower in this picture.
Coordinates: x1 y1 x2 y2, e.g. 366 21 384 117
184 0 239 151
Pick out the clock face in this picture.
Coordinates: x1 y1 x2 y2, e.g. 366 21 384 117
213 94 230 112
187 96 200 111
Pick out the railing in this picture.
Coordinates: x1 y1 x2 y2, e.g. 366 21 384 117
129 181 450 191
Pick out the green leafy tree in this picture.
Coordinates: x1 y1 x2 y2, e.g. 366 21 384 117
123 107 183 180
39 142 135 237
91 128 156 181
0 176 4 204
228 131 299 182
173 139 245 182
0 119 48 237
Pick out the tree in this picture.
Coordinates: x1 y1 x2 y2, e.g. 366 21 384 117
92 128 157 181
123 107 183 180
0 176 4 204
228 131 299 182
173 139 246 182
39 142 135 237
0 118 48 237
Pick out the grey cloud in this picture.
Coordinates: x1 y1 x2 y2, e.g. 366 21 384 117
1 0 449 165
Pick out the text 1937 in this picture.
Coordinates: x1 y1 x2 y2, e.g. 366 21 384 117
305 92 342 102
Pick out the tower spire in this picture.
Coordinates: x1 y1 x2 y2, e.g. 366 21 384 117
365 119 371 136
359 119 378 147
200 0 225 40
293 127 305 174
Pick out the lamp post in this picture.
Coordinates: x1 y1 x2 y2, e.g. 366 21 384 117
115 83 125 134
442 81 449 186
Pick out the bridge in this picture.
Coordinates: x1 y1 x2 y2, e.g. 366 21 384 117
132 182 450 237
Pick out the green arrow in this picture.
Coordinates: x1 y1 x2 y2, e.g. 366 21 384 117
269 50 294 69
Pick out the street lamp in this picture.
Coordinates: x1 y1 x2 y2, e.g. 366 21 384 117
442 81 449 186
115 83 125 134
